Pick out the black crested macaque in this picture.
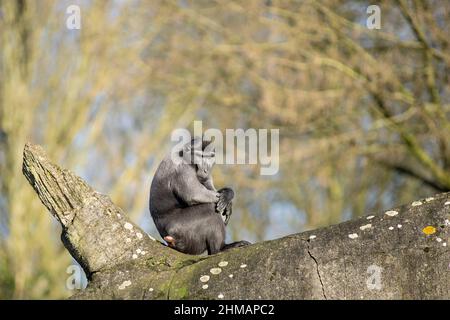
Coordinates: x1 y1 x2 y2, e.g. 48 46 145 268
149 137 250 255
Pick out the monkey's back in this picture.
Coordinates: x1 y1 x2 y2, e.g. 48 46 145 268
149 155 179 219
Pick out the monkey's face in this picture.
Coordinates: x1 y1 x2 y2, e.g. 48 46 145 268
182 137 215 167
196 154 215 181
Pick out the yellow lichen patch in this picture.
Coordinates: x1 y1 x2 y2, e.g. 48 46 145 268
422 226 436 235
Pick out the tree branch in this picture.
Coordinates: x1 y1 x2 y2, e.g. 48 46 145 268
22 143 184 279
22 143 450 299
375 158 448 192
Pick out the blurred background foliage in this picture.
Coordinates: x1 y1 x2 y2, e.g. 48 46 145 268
0 0 449 299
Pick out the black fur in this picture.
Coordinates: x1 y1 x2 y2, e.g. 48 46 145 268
149 138 250 255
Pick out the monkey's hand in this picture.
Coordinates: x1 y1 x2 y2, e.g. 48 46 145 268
216 187 234 217
222 201 232 225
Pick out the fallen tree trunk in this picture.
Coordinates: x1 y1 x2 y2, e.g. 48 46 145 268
22 143 450 299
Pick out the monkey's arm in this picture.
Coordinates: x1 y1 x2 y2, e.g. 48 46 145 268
202 177 216 191
173 169 219 206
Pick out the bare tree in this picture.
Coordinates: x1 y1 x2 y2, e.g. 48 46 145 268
2 0 449 298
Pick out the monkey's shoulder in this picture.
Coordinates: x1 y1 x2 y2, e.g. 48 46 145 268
152 157 196 186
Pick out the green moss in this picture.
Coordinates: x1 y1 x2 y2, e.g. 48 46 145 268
145 256 174 271
173 256 203 269
170 285 189 299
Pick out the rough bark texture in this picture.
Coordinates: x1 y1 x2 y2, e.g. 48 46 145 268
22 143 450 299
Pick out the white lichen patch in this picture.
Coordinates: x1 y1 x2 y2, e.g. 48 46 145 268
385 210 398 217
240 264 247 268
218 293 224 299
210 268 222 275
136 249 142 254
202 284 209 290
118 280 132 290
136 232 143 239
445 219 450 226
445 201 450 206
200 275 210 283
140 251 146 255
366 215 375 220
360 224 372 231
229 274 234 278
132 254 138 259
117 214 121 218
348 233 358 239
388 226 394 230
397 224 402 229
125 238 131 243
124 222 133 230
218 261 229 267
443 243 447 247
436 237 442 243
425 197 435 202
412 201 422 207
309 235 317 240
149 287 154 292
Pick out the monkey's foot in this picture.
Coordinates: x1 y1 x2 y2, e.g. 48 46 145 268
164 235 176 248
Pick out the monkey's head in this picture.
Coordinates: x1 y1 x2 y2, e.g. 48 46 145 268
180 137 215 180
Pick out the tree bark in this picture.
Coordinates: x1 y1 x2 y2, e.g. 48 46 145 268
22 143 450 299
